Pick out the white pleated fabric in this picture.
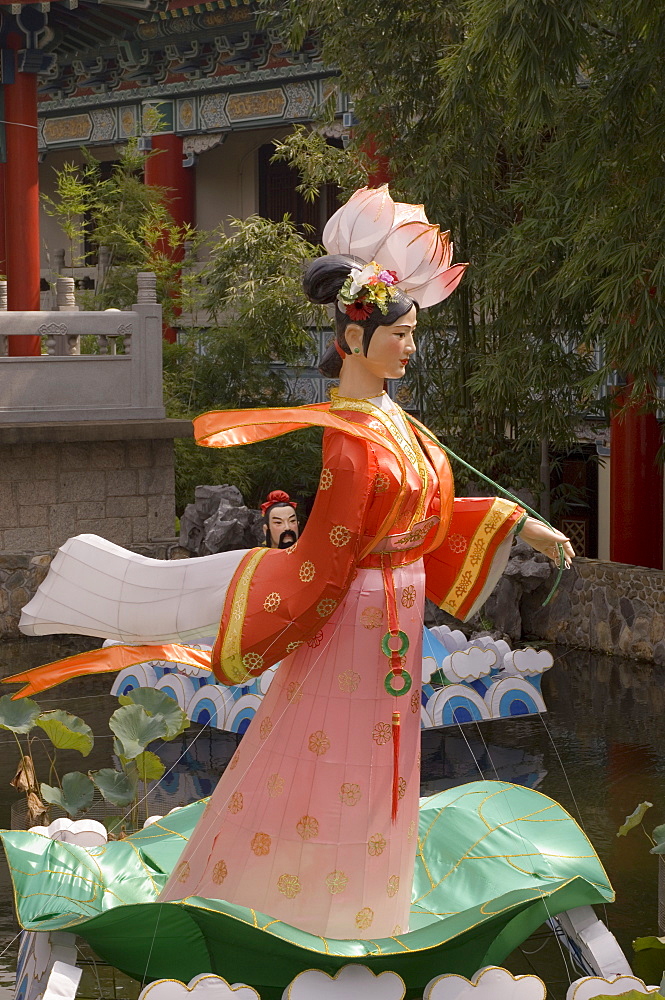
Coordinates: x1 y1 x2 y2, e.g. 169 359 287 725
19 534 247 643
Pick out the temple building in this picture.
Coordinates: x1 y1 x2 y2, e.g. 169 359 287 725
36 0 343 292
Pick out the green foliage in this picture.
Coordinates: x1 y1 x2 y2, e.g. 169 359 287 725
259 0 665 492
118 687 188 741
133 750 166 784
40 772 94 817
163 214 328 512
203 214 325 359
36 710 94 757
6 689 192 826
92 768 135 808
44 140 200 324
617 800 653 836
271 125 369 202
633 935 665 986
42 161 94 273
652 823 665 854
0 696 41 734
109 703 169 761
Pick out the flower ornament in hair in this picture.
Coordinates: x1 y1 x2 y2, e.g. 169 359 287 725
323 185 468 309
338 261 399 320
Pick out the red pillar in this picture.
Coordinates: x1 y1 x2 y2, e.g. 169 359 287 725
144 133 195 344
362 136 391 187
0 162 7 277
5 32 40 354
610 385 664 568
144 133 195 231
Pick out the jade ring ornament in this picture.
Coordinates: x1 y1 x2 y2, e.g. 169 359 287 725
381 630 410 658
384 668 413 697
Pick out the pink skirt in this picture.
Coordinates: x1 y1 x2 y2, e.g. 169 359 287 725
161 560 425 940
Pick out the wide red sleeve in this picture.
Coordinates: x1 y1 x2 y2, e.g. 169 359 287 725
424 497 523 621
212 430 378 684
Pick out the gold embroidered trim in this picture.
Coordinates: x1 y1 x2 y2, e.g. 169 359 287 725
355 906 374 929
325 870 348 894
250 832 271 856
308 730 330 755
442 498 518 614
212 860 228 884
339 782 361 805
267 773 284 797
330 391 430 526
277 873 301 898
368 833 386 856
360 606 384 629
220 547 269 684
338 669 361 692
372 722 392 745
296 815 319 840
319 468 333 490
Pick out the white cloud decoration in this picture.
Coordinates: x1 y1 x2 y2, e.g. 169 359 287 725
139 974 261 1000
29 817 108 848
566 975 660 1000
430 625 469 654
283 965 405 1000
502 649 554 677
442 647 497 683
425 966 546 1000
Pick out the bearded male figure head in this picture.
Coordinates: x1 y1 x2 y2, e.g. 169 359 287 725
261 490 299 549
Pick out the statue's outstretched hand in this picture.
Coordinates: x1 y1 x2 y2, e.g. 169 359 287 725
519 518 575 567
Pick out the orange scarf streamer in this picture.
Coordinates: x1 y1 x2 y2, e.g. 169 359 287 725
2 644 212 700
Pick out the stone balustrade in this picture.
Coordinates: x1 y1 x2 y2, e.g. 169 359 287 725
0 272 164 423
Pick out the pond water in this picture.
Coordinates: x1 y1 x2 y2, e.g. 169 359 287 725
0 637 663 1000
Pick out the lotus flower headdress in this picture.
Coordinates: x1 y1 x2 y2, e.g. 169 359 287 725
323 185 467 311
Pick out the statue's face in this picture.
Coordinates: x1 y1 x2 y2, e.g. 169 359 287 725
345 305 417 380
265 505 299 548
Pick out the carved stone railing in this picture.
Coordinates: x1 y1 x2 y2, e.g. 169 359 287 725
0 272 165 423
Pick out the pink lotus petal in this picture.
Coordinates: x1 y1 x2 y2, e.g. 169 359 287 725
402 231 453 286
407 263 468 307
377 222 443 281
322 186 368 253
347 187 396 258
323 185 395 258
322 209 342 255
321 185 466 308
393 201 428 226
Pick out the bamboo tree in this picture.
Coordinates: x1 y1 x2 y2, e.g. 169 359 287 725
259 0 665 494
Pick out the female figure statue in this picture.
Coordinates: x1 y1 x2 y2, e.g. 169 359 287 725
12 188 573 944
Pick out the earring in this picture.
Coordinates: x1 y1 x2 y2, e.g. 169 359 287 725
353 348 360 354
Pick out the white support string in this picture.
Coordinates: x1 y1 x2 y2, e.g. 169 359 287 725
412 592 576 985
465 717 575 985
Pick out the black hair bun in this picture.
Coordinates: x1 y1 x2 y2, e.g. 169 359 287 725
303 253 364 305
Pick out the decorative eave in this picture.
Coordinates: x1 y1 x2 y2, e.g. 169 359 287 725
31 0 170 58
159 0 253 19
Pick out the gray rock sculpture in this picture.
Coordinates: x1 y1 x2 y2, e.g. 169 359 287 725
179 485 264 556
482 538 553 641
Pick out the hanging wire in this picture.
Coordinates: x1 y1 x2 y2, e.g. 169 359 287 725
413 585 577 988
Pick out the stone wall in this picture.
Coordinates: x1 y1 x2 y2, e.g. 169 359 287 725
0 418 191 552
0 416 193 638
522 557 665 665
0 438 176 551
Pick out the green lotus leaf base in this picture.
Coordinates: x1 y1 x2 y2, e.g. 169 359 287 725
1 781 613 999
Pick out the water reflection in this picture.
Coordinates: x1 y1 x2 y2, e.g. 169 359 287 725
0 639 662 997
